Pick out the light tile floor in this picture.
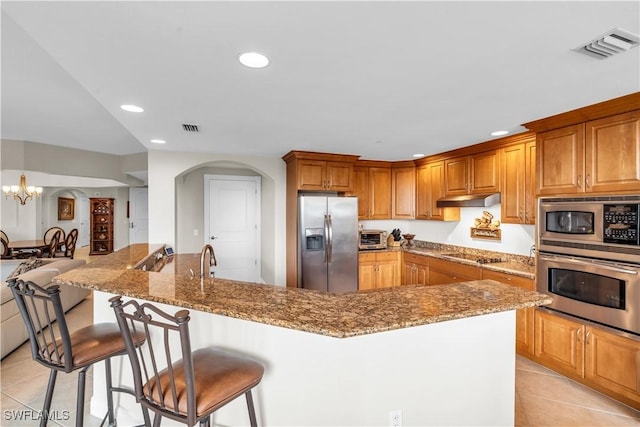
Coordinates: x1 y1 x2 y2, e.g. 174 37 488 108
2 247 640 426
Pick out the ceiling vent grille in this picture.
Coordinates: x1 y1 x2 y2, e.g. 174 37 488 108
575 28 639 59
182 123 199 132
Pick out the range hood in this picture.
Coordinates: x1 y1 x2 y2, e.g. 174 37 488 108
436 193 501 208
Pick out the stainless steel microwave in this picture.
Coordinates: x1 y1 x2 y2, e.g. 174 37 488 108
359 230 387 250
538 195 640 264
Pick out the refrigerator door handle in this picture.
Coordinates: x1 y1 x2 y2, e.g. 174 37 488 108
324 214 330 262
326 214 333 263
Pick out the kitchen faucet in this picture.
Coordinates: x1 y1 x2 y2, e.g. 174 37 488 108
200 244 217 278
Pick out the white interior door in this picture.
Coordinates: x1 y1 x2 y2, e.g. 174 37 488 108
129 187 149 244
79 195 90 247
205 175 261 282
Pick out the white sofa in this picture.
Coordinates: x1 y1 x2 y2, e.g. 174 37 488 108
1 258 90 359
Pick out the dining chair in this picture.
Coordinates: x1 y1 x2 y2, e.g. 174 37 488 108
110 296 264 427
43 227 65 256
0 236 14 259
45 230 61 258
7 279 149 427
56 228 79 258
0 229 9 244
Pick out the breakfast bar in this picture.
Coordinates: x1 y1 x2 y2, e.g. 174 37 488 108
54 244 551 426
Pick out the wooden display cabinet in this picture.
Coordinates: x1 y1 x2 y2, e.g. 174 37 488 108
90 197 114 255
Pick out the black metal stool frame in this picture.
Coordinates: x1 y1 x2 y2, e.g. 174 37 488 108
7 278 150 427
110 296 261 427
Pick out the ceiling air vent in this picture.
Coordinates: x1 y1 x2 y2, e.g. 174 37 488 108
182 123 199 132
575 27 639 59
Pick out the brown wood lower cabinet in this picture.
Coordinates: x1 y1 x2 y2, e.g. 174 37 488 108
428 258 481 285
358 251 400 290
402 252 429 286
535 309 640 409
482 269 535 356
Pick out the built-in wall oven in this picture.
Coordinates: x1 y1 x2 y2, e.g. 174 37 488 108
537 195 640 336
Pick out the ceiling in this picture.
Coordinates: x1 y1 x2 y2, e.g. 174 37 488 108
2 1 639 162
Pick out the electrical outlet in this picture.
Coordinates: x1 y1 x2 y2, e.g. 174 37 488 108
193 229 199 236
389 409 402 427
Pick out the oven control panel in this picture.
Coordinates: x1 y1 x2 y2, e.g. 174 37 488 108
603 203 639 245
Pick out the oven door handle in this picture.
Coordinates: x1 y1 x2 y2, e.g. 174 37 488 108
539 255 639 275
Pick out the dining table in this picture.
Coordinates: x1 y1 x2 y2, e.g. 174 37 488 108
8 239 47 257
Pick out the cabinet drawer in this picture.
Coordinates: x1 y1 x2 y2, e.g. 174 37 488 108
376 251 399 262
359 252 376 262
429 258 482 280
482 270 534 290
404 252 429 266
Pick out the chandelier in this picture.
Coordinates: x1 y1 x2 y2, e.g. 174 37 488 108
2 174 43 205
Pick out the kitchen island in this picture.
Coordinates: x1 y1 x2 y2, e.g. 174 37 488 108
54 244 551 426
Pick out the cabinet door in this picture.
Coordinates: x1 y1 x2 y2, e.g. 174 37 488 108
525 141 536 224
536 124 585 195
326 161 353 191
585 327 640 403
444 156 469 196
392 167 415 219
415 165 430 220
403 262 417 286
586 110 640 193
369 167 392 219
377 260 398 288
416 263 429 286
403 253 429 285
353 167 370 219
501 144 526 224
534 310 585 377
298 160 327 190
358 253 376 290
470 150 500 194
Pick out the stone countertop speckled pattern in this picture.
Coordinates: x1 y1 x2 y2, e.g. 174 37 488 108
363 244 536 279
53 244 550 338
403 248 536 279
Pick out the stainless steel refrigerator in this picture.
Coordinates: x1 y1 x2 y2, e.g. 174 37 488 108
298 195 358 293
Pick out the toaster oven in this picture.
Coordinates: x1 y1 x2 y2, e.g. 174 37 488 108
359 230 387 250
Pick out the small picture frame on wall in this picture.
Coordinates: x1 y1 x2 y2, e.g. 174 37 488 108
58 197 75 220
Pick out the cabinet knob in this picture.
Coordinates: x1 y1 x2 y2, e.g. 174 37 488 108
577 174 583 188
585 173 591 188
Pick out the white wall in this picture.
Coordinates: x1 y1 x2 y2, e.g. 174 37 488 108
361 204 535 256
148 151 287 286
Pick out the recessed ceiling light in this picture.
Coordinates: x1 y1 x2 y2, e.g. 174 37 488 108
238 52 269 69
120 104 144 113
491 130 509 136
150 139 166 144
413 154 425 158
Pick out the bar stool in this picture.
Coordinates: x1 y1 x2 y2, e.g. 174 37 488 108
110 296 264 427
7 279 149 427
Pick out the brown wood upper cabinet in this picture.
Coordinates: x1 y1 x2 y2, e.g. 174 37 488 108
444 150 500 196
297 159 353 191
352 164 392 219
415 160 460 221
537 110 640 195
501 136 536 224
392 165 415 219
282 151 359 192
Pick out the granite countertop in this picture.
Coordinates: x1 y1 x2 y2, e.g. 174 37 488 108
54 244 550 338
363 246 536 279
